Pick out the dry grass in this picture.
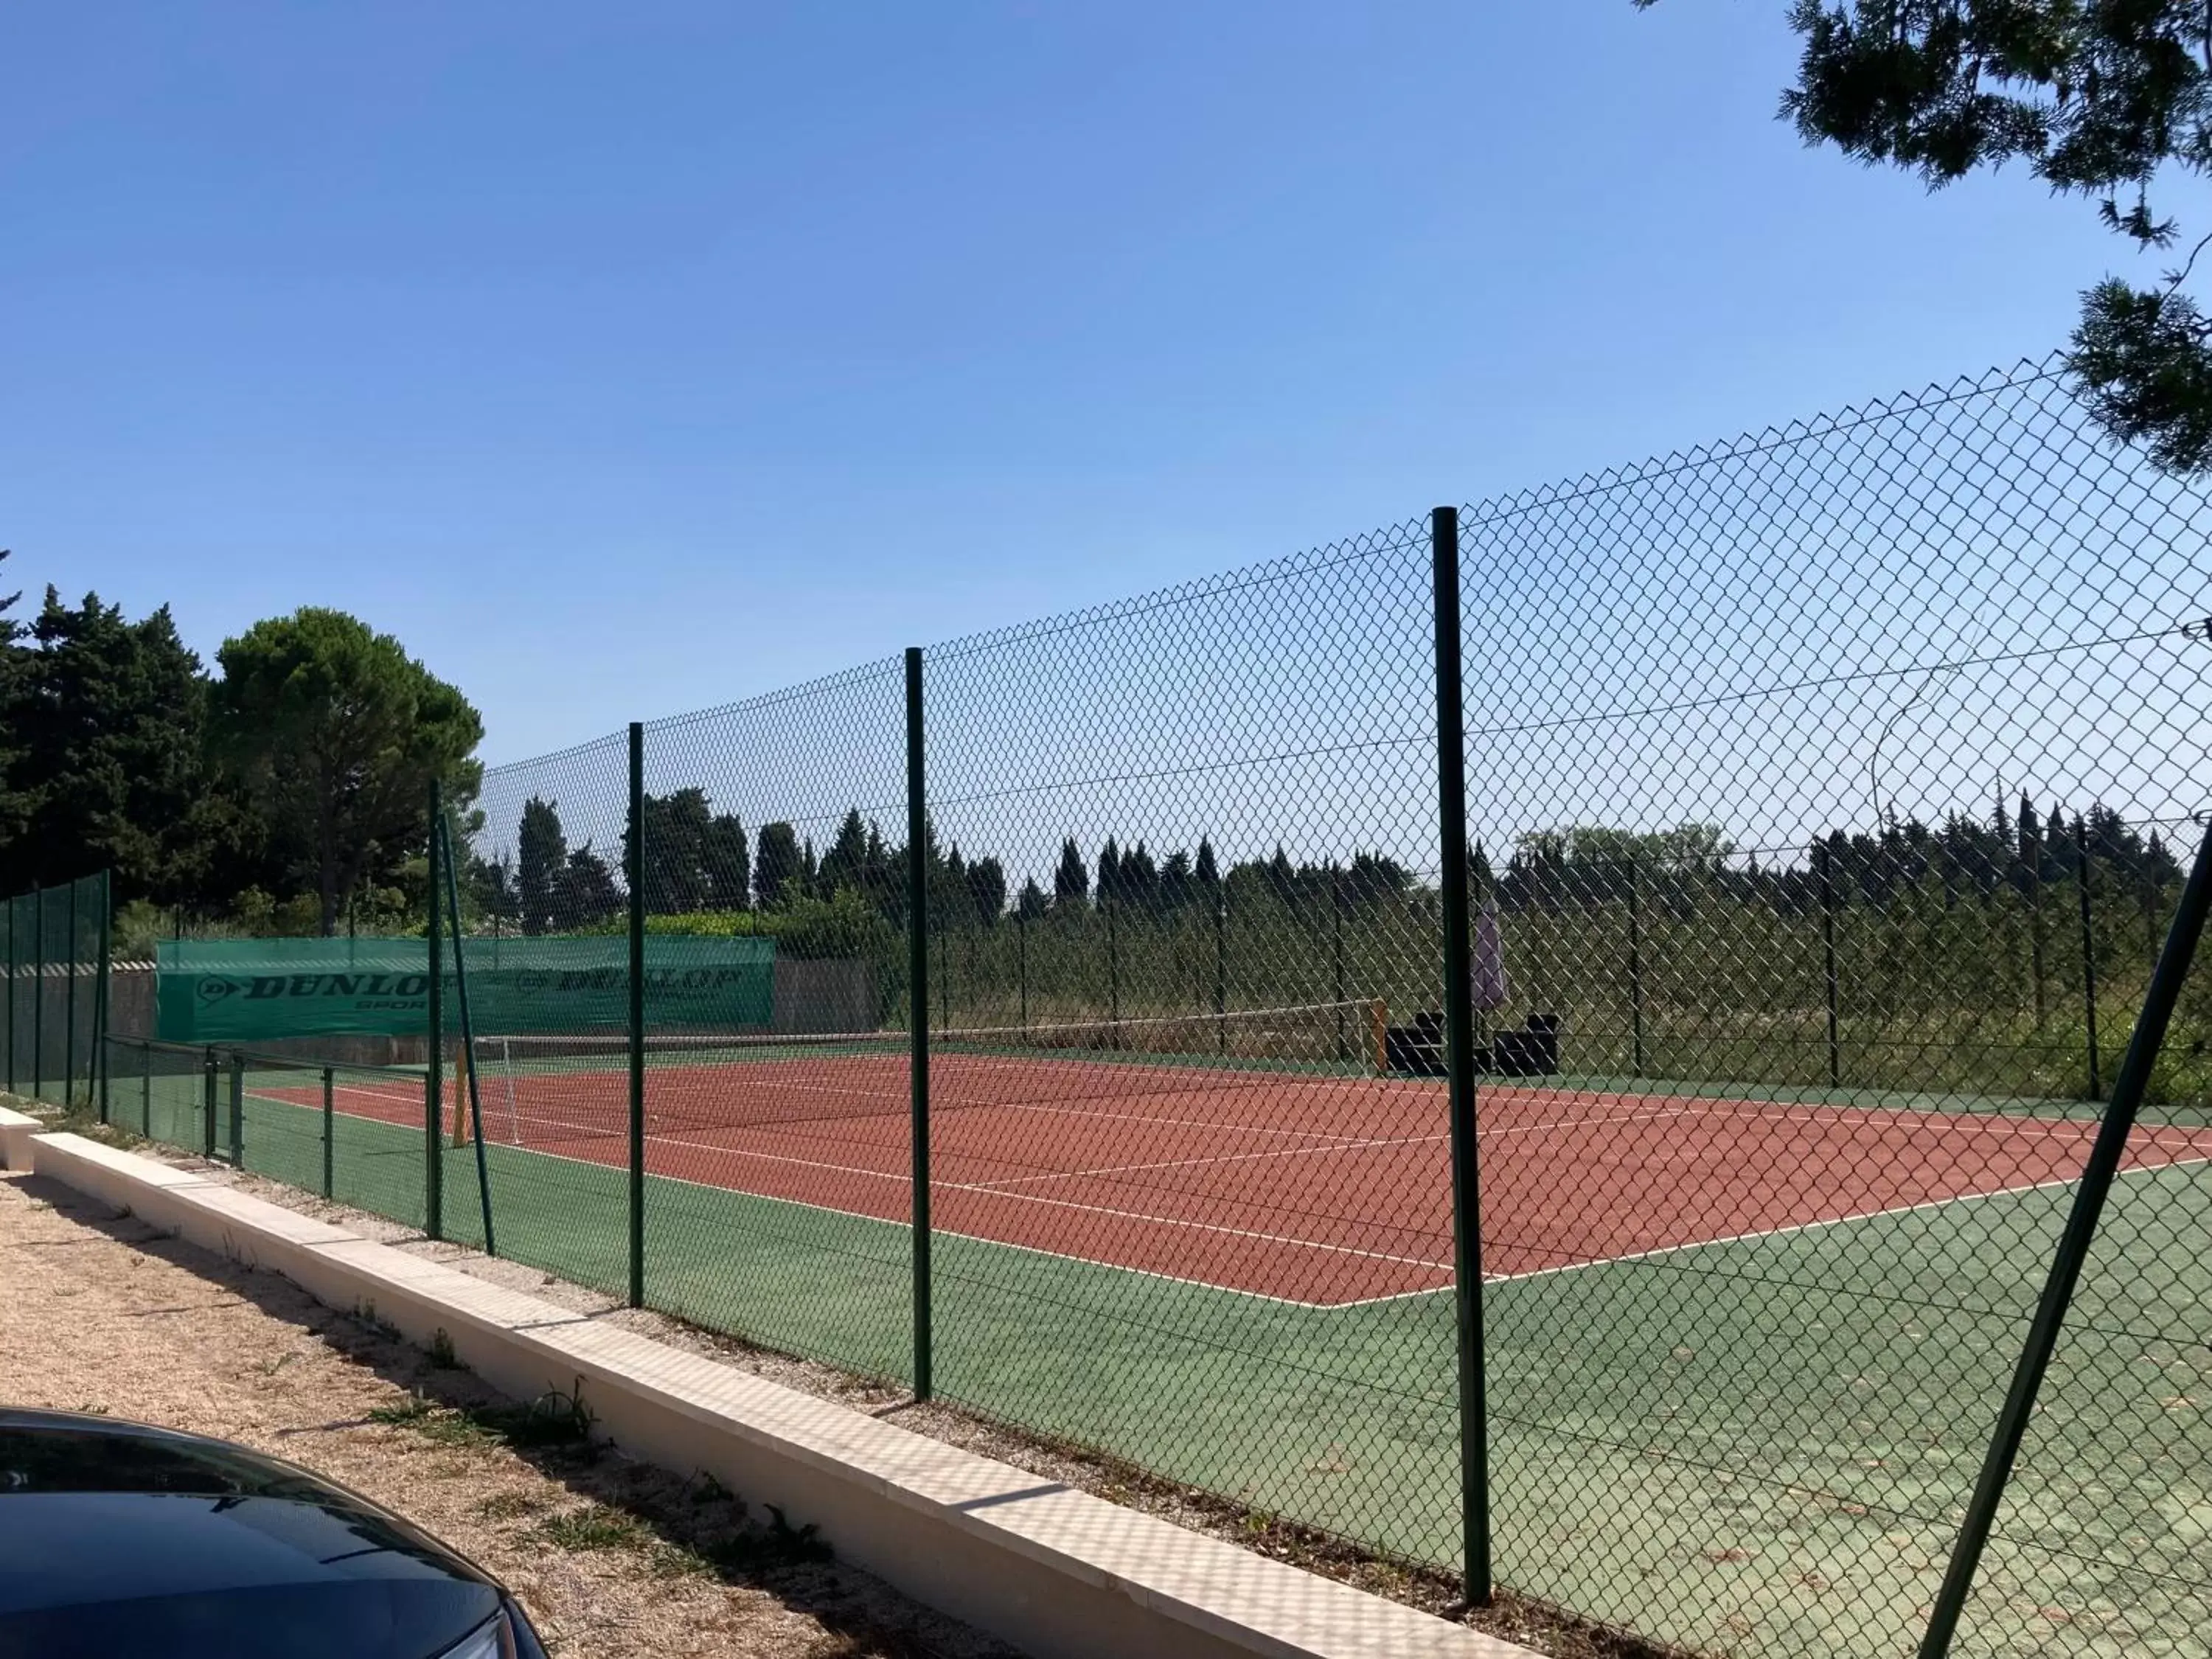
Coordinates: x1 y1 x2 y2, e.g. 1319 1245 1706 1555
0 1166 1014 1659
27 1107 1658 1658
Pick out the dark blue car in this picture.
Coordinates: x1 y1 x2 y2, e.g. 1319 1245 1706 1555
0 1408 548 1658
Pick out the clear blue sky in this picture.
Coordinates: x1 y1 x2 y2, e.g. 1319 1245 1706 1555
3 1 2138 765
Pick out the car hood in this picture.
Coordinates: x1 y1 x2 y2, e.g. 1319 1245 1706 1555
0 1411 501 1659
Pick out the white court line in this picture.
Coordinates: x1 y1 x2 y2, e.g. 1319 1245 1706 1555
414 1103 1377 1311
504 1068 1391 1149
1324 1152 2212 1310
967 1103 1719 1192
647 1131 1457 1273
287 1074 2212 1313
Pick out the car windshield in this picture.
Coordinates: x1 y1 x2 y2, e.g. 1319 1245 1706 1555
0 1423 325 1500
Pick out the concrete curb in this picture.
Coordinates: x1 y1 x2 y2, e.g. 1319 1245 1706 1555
16 1131 1531 1659
0 1105 42 1171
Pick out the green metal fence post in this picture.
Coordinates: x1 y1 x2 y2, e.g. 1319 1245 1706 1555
142 1039 153 1137
1106 888 1119 1030
95 872 112 1123
228 1051 244 1165
1819 845 1841 1088
627 722 645 1308
2076 817 2101 1100
425 779 445 1242
31 883 43 1105
1917 812 2212 1659
2030 851 2048 1027
5 894 15 1094
1214 893 1227 1054
322 1067 335 1199
1628 853 1646 1077
905 647 933 1402
1017 905 1028 1033
1430 504 1492 1608
201 1046 216 1159
63 881 77 1109
1332 866 1348 1062
437 818 496 1256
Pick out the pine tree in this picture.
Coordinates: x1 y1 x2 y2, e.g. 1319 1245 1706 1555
517 796 566 936
627 787 714 914
966 857 1007 925
818 809 869 897
1194 836 1221 897
700 810 751 911
754 822 804 908
1054 838 1089 908
1160 849 1194 911
554 843 623 929
1 586 232 903
1119 841 1159 911
1638 1 2212 473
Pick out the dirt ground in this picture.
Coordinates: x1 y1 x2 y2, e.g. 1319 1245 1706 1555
0 1165 1016 1659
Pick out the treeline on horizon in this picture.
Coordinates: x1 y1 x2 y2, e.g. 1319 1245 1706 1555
475 785 2188 941
468 785 2209 1103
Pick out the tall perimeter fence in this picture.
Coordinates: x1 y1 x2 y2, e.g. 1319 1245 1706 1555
86 357 2212 1659
3 872 109 1113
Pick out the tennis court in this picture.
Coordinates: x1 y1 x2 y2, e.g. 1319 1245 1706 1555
115 1014 2212 1656
251 1016 2212 1311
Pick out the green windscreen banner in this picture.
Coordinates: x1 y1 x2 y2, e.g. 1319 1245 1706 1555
156 936 776 1042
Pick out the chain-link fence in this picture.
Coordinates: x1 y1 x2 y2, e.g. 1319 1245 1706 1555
101 357 2212 1658
2 872 110 1112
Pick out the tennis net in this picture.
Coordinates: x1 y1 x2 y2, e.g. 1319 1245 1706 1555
449 999 1388 1144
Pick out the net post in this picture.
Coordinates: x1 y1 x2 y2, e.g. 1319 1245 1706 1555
322 1066 335 1199
627 721 646 1309
1017 905 1028 1033
1430 504 1491 1607
1917 812 2212 1659
1370 998 1388 1076
425 779 444 1242
905 646 933 1402
95 872 112 1124
1818 844 1841 1089
2076 816 2101 1100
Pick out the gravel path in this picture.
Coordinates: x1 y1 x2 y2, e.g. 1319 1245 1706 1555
0 1166 1014 1659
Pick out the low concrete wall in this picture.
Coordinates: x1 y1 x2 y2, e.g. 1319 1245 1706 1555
15 1130 1527 1659
0 1105 39 1171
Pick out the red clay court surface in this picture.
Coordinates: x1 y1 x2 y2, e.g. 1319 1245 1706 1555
277 1054 2212 1309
